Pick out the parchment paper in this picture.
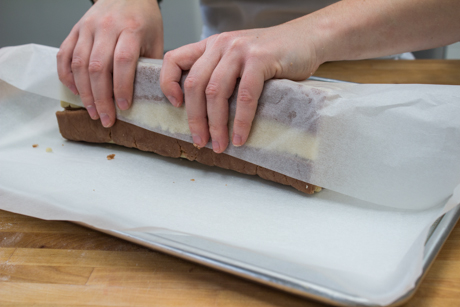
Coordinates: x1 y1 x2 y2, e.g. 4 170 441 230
1 44 460 305
1 44 460 210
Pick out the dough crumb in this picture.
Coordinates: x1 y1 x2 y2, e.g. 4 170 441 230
46 147 52 153
225 184 227 186
32 144 38 148
190 179 195 182
107 154 115 160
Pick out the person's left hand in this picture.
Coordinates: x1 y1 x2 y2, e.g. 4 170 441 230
160 21 322 153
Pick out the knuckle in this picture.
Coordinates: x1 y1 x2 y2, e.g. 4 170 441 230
183 52 197 63
57 74 67 83
125 18 142 31
228 37 245 52
99 15 115 29
208 33 220 41
79 92 93 101
233 118 251 130
213 33 242 51
113 83 131 93
88 60 104 74
165 49 194 65
205 82 220 99
56 49 65 60
81 15 95 28
208 123 225 135
114 50 135 64
187 115 206 126
71 56 85 71
238 88 256 105
163 50 178 64
58 73 71 84
93 99 108 107
206 34 220 46
163 50 174 62
184 76 198 91
215 32 232 44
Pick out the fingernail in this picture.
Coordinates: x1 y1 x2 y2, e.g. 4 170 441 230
117 98 129 110
87 105 98 120
192 134 202 147
212 140 220 153
167 95 178 107
233 134 242 146
100 113 111 128
68 84 79 95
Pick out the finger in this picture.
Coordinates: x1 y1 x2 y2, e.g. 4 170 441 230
113 31 141 111
205 55 241 153
57 27 79 95
72 30 98 120
89 32 118 128
160 40 206 108
183 47 223 148
232 61 265 147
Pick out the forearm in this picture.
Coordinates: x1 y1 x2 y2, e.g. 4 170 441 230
160 0 458 152
295 0 460 63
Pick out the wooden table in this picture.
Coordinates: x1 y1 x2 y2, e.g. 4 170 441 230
1 60 460 306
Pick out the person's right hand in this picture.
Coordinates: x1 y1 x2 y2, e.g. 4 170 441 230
57 0 164 127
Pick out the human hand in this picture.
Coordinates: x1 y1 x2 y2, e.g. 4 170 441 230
160 22 322 153
57 0 163 127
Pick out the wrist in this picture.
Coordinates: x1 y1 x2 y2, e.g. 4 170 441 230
299 12 346 65
284 14 332 70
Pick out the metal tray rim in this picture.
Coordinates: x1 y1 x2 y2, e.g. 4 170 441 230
76 204 460 307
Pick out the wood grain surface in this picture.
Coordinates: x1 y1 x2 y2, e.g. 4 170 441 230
314 60 460 84
1 59 460 306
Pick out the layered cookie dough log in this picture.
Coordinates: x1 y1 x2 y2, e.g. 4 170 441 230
56 108 322 194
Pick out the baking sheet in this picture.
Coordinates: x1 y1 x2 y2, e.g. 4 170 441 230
79 204 460 306
0 76 449 306
1 44 460 305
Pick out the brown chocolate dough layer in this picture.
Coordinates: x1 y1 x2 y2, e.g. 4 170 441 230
56 108 321 194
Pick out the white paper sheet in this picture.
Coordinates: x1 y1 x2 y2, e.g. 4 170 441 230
1 44 460 211
1 44 460 305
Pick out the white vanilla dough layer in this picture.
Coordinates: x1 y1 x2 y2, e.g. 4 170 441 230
61 100 319 160
122 99 319 160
